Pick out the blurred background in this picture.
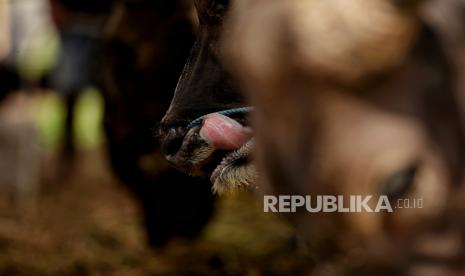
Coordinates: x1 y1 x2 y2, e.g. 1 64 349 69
0 0 307 275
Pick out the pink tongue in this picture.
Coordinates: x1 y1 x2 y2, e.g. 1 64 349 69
199 114 253 150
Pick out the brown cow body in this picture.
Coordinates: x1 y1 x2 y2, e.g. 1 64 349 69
100 0 215 248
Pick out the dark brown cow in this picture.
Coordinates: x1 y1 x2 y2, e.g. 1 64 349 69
225 0 465 274
159 0 257 193
101 0 215 248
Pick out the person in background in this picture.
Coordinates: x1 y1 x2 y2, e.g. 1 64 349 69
47 0 112 167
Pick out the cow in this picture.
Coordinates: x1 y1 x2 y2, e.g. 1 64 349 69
158 0 257 194
224 0 465 274
100 0 215 248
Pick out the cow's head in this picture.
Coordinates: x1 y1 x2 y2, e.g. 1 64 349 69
159 0 256 193
225 0 465 272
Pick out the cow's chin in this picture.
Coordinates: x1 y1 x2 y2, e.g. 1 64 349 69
165 127 257 194
211 139 257 194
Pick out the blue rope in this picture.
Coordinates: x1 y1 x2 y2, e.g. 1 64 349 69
187 106 254 129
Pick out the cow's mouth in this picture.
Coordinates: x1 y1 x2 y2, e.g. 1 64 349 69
163 114 257 193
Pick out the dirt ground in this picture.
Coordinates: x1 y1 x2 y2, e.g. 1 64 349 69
0 149 310 276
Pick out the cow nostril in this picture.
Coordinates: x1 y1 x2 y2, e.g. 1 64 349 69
161 128 185 157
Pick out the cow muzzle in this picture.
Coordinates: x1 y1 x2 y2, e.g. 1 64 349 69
159 113 257 193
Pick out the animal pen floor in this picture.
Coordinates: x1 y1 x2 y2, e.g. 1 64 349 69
0 148 308 275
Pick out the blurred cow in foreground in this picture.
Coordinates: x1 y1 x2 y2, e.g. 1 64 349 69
224 0 465 274
101 0 215 248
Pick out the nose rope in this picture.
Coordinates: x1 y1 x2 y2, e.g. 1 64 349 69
187 106 254 129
